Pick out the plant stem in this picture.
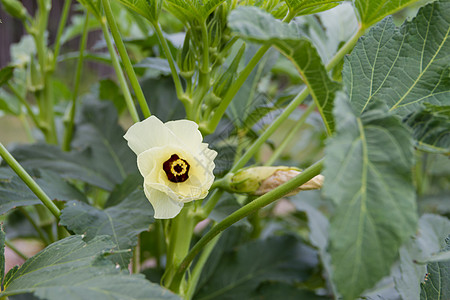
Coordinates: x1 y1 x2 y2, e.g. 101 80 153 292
232 87 310 172
132 237 140 273
4 240 28 260
102 0 151 118
153 23 184 101
52 0 71 69
0 143 61 219
264 102 316 166
184 233 220 300
100 19 140 123
325 27 365 72
176 159 324 280
201 189 224 218
203 44 270 134
62 11 89 152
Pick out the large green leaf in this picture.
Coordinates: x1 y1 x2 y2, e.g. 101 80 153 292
284 0 341 16
0 235 179 299
10 100 137 191
323 96 417 300
353 0 420 28
116 0 162 23
404 104 450 154
394 214 450 300
229 6 339 133
0 168 87 215
343 0 450 117
60 189 153 269
194 235 318 300
420 235 450 300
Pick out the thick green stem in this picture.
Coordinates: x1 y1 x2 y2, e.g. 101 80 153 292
100 19 140 123
176 159 324 280
62 12 89 152
153 23 184 101
232 87 310 172
264 102 316 166
0 143 61 219
102 0 151 118
52 0 71 69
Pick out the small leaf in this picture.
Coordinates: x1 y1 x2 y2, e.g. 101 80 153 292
0 168 87 215
323 96 417 299
284 0 341 16
343 0 450 117
404 104 450 154
353 0 420 28
116 0 162 23
420 235 450 300
0 235 179 299
194 235 318 300
60 190 154 268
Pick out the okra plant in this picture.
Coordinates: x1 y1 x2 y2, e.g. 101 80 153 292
0 0 448 299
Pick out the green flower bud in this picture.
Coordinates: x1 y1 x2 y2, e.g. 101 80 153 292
1 0 29 22
178 30 196 78
27 56 44 92
226 166 324 196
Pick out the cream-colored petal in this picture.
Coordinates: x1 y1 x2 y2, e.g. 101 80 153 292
144 185 183 219
165 120 203 150
124 116 177 155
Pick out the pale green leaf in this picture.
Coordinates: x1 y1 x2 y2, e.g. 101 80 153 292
343 0 450 117
323 96 417 300
284 0 341 16
229 6 340 133
116 0 162 23
404 104 450 154
0 235 179 299
420 235 450 300
60 189 153 268
353 0 420 28
394 214 450 300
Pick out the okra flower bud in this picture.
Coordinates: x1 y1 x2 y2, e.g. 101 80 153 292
225 166 324 196
212 44 245 99
1 0 29 22
177 30 196 78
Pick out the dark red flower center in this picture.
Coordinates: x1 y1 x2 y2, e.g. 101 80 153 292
163 154 190 183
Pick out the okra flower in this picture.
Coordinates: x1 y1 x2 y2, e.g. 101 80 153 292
124 116 217 219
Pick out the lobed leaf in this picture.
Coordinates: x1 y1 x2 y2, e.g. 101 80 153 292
323 96 417 299
284 0 341 16
0 235 179 299
343 0 450 117
60 189 153 269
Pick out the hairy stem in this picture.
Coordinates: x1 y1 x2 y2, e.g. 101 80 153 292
102 0 151 118
0 143 61 219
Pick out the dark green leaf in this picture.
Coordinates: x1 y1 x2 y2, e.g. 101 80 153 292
194 235 318 300
284 0 341 16
117 0 162 23
323 97 417 299
343 0 450 117
248 281 328 300
104 173 143 208
0 168 87 215
420 235 450 300
395 214 450 300
0 65 14 86
60 190 153 268
0 225 5 286
229 7 339 133
404 104 450 154
353 0 420 27
1 235 179 299
99 79 127 114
